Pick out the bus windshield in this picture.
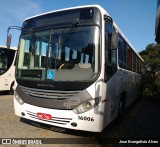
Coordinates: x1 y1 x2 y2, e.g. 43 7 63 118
0 52 7 75
16 26 100 81
0 47 16 75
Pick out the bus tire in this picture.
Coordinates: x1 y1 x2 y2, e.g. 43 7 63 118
118 92 126 116
10 82 14 95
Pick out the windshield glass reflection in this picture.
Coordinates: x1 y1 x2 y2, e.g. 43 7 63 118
16 26 99 81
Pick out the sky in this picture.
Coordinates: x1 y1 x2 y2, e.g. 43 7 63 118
0 0 157 52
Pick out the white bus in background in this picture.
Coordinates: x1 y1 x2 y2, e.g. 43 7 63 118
0 46 17 93
9 5 145 132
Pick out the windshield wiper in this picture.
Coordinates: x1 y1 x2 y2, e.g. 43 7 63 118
55 19 80 69
60 19 80 50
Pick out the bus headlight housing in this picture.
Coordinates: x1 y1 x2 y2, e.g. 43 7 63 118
73 97 101 114
15 92 24 105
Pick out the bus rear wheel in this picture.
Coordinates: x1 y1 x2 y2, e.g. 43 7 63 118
10 82 14 95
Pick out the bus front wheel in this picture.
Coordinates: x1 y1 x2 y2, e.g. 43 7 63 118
118 93 126 116
10 82 14 95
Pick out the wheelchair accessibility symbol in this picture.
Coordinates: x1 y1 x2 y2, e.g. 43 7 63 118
47 70 55 80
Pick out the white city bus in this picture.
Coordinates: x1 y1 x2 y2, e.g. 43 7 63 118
0 46 17 93
12 5 144 132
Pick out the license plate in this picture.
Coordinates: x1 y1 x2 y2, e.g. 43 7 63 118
37 112 52 120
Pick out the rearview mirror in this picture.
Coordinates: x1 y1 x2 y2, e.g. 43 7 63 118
6 26 21 49
6 34 12 49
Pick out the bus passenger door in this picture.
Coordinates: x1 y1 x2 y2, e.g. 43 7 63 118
104 19 118 123
105 21 117 81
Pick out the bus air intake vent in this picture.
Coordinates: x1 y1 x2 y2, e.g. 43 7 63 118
20 86 80 100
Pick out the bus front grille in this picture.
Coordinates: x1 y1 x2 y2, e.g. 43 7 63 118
20 86 80 100
26 110 72 125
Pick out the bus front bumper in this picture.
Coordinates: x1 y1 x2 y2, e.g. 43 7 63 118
14 98 103 132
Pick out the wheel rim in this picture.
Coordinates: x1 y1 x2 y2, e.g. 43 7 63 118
119 101 125 115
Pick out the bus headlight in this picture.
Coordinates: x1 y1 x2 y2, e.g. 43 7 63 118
15 92 24 105
73 97 101 114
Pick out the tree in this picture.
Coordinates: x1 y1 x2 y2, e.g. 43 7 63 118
139 43 160 74
139 43 160 96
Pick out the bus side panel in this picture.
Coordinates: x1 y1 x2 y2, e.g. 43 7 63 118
102 69 142 129
103 71 121 127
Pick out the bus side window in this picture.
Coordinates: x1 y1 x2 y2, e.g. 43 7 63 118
105 21 117 81
118 36 127 69
126 47 131 70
